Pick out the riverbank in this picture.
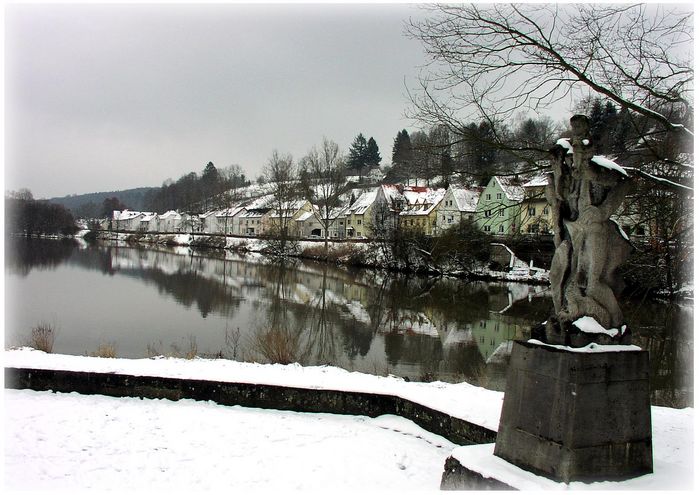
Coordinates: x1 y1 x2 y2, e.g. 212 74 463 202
4 348 694 491
91 230 551 285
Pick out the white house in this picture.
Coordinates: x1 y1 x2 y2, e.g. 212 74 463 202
139 212 159 232
113 210 148 231
435 185 482 232
158 210 182 232
215 205 246 235
199 211 218 234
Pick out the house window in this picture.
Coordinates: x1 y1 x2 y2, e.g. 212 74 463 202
499 225 504 233
528 207 536 216
447 216 453 224
484 225 491 232
357 219 362 225
497 193 502 199
485 209 492 217
486 193 491 200
543 206 549 215
498 209 504 217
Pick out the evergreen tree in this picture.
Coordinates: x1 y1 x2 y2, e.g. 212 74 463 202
392 130 411 164
347 133 368 181
365 137 381 168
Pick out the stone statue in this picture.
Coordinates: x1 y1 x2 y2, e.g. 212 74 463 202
541 115 633 346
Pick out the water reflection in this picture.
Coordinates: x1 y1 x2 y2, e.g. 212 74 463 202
4 238 693 407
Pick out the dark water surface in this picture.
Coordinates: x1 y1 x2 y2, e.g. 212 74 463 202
5 238 693 407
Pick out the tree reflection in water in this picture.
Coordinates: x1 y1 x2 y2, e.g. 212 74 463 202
6 239 693 408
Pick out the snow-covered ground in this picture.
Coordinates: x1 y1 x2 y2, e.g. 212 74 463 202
5 390 452 492
3 349 694 491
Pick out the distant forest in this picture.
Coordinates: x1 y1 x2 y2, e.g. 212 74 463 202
48 187 158 218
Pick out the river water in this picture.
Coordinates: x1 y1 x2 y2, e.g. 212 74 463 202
5 238 693 408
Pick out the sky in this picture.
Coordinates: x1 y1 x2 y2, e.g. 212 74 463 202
5 2 436 199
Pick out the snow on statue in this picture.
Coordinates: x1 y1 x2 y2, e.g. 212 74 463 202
539 115 633 346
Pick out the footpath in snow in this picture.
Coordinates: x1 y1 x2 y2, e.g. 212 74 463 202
3 349 694 491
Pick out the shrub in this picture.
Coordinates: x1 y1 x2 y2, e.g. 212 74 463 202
27 322 56 353
91 342 117 358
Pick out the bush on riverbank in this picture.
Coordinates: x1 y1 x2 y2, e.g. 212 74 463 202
26 322 56 353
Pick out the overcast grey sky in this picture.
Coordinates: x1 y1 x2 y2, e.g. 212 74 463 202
5 3 432 199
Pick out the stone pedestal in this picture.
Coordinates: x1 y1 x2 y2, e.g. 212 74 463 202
494 340 652 483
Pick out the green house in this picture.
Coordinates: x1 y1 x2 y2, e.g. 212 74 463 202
475 176 525 235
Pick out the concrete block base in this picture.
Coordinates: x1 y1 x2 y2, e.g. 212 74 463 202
493 340 652 483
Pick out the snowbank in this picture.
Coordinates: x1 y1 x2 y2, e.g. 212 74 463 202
4 349 693 490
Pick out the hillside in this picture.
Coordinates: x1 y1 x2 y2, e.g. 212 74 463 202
48 187 158 217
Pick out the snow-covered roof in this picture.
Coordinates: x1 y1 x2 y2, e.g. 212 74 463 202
493 177 525 202
449 186 481 212
113 210 145 221
399 187 446 216
347 190 377 215
316 205 349 220
140 213 158 222
159 210 181 220
380 184 404 203
295 211 315 222
215 206 246 218
269 200 308 218
522 174 550 188
243 194 275 210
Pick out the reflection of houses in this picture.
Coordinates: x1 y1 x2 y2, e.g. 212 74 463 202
470 315 525 362
435 184 481 232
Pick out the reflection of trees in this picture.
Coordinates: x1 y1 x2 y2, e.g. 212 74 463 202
300 268 337 364
5 238 77 277
443 342 487 383
250 261 309 365
627 302 693 408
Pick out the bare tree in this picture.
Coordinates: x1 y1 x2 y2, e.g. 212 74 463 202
300 138 349 255
407 3 694 298
407 3 694 183
263 150 301 255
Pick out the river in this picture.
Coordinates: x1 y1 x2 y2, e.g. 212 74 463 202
4 237 693 408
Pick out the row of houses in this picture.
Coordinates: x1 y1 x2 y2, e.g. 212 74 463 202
100 174 559 239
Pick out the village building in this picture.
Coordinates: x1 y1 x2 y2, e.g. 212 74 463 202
475 176 525 235
112 210 149 231
139 212 159 233
371 184 405 237
297 205 349 239
158 210 182 232
199 211 218 235
520 175 552 235
397 186 446 236
435 184 481 232
268 199 314 238
215 205 246 235
345 189 378 238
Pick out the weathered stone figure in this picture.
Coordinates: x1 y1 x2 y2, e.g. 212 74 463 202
544 114 632 344
492 116 652 484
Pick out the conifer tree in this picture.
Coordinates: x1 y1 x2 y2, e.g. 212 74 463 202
347 133 368 181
